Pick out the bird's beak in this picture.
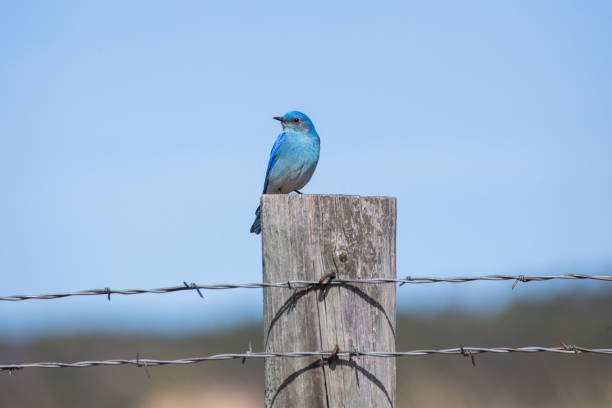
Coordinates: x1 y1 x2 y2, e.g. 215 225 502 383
273 116 286 122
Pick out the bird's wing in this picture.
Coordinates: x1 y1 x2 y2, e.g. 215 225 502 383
262 132 286 193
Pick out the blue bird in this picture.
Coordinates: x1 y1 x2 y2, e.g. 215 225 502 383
250 111 320 234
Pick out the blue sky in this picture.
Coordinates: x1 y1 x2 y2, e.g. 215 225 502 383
1 1 611 336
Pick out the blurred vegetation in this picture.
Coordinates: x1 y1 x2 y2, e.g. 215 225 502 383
1 288 611 407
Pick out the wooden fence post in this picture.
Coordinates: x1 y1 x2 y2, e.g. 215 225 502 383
262 194 397 407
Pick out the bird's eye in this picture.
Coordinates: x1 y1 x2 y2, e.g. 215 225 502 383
293 118 300 123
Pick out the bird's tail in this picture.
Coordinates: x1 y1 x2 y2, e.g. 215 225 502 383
250 205 262 234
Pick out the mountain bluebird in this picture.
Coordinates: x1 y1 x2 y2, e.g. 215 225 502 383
250 111 320 234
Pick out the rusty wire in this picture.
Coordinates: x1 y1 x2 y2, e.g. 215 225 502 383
2 344 611 371
1 274 610 302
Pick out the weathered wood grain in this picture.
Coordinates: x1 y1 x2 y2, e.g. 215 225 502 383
262 194 397 408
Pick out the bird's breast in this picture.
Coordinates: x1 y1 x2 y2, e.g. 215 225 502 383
265 134 319 194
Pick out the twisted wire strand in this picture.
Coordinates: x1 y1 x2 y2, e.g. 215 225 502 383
2 345 611 371
1 274 611 301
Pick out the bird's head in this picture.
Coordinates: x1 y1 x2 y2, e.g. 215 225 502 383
273 111 315 133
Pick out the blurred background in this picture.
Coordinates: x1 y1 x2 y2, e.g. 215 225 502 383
1 0 611 406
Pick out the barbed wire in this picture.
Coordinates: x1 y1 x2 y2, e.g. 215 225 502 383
1 274 610 302
2 344 611 371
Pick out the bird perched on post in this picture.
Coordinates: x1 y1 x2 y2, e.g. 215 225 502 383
250 111 320 234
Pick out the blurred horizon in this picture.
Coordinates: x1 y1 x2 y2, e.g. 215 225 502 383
1 0 611 338
3 288 612 407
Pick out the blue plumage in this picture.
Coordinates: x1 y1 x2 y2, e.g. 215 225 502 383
262 132 286 194
250 111 320 234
